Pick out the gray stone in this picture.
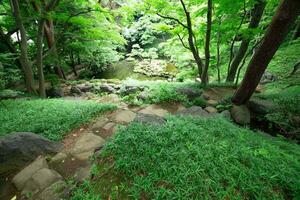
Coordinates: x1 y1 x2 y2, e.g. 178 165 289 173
205 106 218 113
99 84 116 93
115 110 137 123
138 91 149 100
46 88 64 98
102 122 116 132
70 133 105 161
12 156 48 190
177 106 209 117
36 180 70 200
77 84 93 93
176 88 202 100
70 86 82 95
134 114 166 125
74 166 91 182
260 71 278 84
51 153 67 164
91 118 109 130
121 85 143 95
25 168 62 192
231 105 251 125
248 98 275 115
139 105 168 117
220 110 232 121
0 133 61 176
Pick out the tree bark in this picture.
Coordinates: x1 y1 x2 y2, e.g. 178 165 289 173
216 18 222 83
180 0 204 80
201 0 212 84
37 18 46 98
232 0 300 105
10 0 35 93
226 0 266 82
292 19 300 40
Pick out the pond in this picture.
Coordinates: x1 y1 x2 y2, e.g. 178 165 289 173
97 60 174 81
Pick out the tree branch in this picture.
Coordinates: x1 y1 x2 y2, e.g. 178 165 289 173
177 33 190 50
156 13 188 29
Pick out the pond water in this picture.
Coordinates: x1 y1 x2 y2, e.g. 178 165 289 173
97 60 173 81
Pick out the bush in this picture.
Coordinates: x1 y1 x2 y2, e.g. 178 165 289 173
0 99 116 141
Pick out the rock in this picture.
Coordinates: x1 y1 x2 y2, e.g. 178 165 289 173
70 86 82 95
91 117 109 131
177 106 209 117
12 156 48 191
231 105 250 125
255 84 264 93
138 91 149 100
139 105 169 117
205 106 218 113
23 168 62 193
102 122 116 132
121 85 143 96
46 87 64 98
220 110 232 121
202 93 210 100
51 153 67 164
0 89 20 100
260 71 278 84
36 180 70 200
99 84 116 94
176 88 202 100
0 133 62 176
115 110 137 123
77 84 93 93
134 114 166 125
74 166 91 182
248 98 275 115
70 133 105 160
207 99 218 107
98 94 121 104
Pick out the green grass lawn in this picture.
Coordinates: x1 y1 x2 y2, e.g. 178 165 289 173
84 116 300 200
0 99 116 141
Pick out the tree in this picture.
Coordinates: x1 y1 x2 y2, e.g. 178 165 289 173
226 0 266 82
232 0 300 105
201 0 212 84
10 0 35 93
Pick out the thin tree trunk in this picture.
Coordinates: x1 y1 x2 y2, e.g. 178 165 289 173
226 0 266 82
10 0 35 93
180 0 204 80
37 17 46 98
70 51 77 76
201 0 212 84
232 0 300 105
292 20 300 40
216 19 222 83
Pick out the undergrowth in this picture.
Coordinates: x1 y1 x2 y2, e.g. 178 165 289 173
0 99 116 141
87 116 300 200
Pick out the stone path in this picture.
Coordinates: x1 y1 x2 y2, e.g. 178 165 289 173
10 93 231 199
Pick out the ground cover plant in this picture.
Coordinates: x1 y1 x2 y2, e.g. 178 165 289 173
0 99 116 141
92 116 300 200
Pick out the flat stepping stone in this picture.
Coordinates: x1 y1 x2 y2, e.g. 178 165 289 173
205 106 218 113
22 168 62 195
207 99 218 107
138 105 168 117
91 117 109 130
69 133 105 160
36 180 69 200
114 110 137 123
177 106 209 117
134 114 166 125
12 156 48 191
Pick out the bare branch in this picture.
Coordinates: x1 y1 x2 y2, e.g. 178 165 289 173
177 33 190 50
156 13 188 29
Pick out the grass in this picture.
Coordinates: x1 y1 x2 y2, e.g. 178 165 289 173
0 99 116 141
87 116 300 200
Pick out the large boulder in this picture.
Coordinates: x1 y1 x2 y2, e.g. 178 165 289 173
231 105 250 125
70 86 83 95
77 84 93 93
99 84 116 94
176 88 202 100
46 87 64 98
248 98 275 115
0 133 62 176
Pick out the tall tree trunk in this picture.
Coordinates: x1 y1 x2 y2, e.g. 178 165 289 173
10 0 35 93
37 17 46 98
226 0 266 82
70 51 77 76
232 0 300 105
201 0 212 84
216 18 222 83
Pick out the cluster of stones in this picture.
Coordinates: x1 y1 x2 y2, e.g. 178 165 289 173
133 59 175 78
